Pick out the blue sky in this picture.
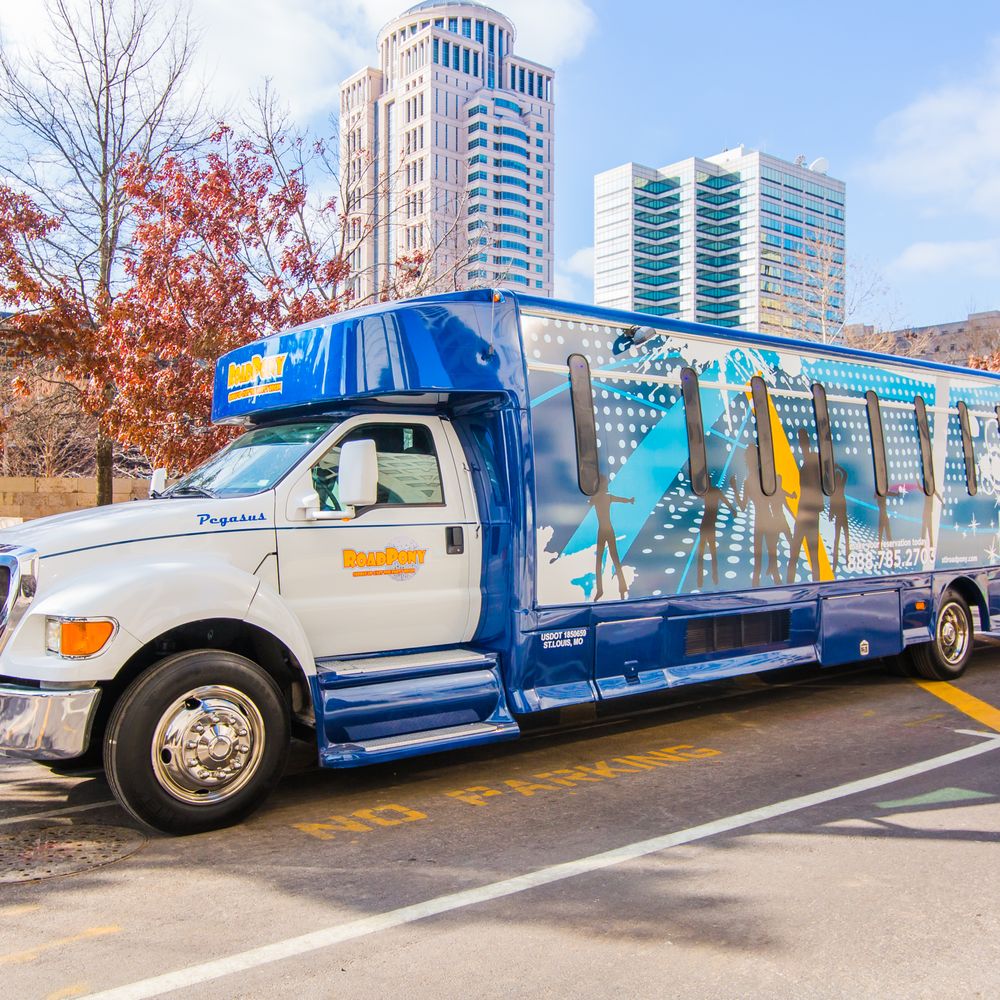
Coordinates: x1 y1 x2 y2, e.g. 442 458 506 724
5 0 999 329
551 0 1000 329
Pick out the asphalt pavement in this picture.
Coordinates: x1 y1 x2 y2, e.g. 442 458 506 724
3 648 1000 999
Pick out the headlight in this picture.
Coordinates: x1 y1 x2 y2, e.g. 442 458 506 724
45 617 118 658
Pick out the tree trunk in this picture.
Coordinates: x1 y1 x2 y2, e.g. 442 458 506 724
96 430 114 506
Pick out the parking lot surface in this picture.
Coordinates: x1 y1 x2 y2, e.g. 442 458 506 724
3 647 1000 1000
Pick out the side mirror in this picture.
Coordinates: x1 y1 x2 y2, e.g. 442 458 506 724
339 439 378 509
150 468 167 497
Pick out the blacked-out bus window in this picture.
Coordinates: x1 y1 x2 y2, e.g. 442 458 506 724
811 383 835 496
866 390 888 497
914 395 934 496
750 376 777 496
681 367 709 497
958 401 978 496
567 354 600 496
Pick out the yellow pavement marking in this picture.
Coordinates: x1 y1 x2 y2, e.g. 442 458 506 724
913 680 1000 733
292 743 723 840
45 985 88 1000
903 712 948 727
0 926 121 967
0 904 41 917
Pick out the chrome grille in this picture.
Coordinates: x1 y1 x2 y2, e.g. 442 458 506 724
0 566 10 629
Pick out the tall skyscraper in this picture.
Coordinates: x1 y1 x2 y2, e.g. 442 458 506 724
340 2 555 303
594 146 846 337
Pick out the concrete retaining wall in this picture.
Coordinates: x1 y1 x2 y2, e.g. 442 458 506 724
0 477 149 521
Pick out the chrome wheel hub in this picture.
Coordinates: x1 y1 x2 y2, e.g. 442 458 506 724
937 604 970 666
151 686 265 804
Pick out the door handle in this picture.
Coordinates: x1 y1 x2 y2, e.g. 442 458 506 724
446 526 464 554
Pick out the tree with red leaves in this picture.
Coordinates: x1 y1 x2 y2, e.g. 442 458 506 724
108 84 464 472
0 0 201 502
107 109 358 470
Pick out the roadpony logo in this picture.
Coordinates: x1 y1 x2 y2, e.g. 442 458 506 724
343 538 426 582
227 352 288 403
198 512 267 528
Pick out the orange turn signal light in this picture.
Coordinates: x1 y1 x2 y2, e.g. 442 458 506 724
915 601 926 611
56 619 116 657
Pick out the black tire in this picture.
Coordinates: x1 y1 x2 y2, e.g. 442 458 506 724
904 590 975 681
104 650 290 835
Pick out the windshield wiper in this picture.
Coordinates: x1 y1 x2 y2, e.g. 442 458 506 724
164 485 217 499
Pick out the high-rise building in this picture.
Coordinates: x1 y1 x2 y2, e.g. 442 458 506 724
594 146 846 336
340 2 555 304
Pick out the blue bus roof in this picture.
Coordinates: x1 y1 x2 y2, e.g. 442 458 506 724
513 292 1000 384
211 290 1000 424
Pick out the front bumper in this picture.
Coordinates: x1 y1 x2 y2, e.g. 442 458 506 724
0 684 101 760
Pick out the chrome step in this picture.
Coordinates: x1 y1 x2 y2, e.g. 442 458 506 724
320 718 519 767
358 721 513 752
316 647 495 683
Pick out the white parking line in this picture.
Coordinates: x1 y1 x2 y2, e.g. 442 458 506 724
80 731 1000 1000
0 800 117 827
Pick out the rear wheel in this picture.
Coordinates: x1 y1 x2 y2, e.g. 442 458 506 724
903 590 974 681
104 650 290 834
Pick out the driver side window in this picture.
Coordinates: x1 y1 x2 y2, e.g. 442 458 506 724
311 423 444 511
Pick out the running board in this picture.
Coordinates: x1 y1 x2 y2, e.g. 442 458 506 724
313 647 519 768
316 647 497 685
320 719 519 768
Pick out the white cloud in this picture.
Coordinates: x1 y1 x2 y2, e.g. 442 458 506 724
194 1 375 120
1 1 595 124
867 37 1000 219
493 0 596 67
891 239 1000 280
564 245 594 277
555 244 594 302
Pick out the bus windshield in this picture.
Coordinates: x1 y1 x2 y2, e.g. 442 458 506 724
162 421 337 499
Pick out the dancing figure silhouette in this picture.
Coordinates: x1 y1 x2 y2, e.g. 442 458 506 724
787 428 825 583
830 465 851 573
731 444 793 587
590 475 635 601
696 481 737 588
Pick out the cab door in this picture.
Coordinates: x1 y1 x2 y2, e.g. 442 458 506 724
276 415 481 658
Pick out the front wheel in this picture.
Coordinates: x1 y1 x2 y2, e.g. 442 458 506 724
104 650 290 834
903 590 975 681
